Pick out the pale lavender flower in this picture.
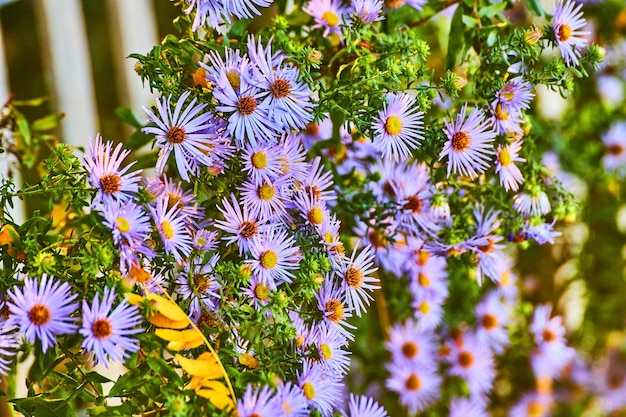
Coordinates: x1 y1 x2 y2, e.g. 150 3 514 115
80 287 143 367
386 361 441 414
439 105 497 178
246 228 302 289
303 0 348 38
142 91 219 182
276 381 309 417
602 121 626 174
347 394 388 417
297 359 343 417
513 188 551 216
149 195 193 262
553 0 589 66
350 0 384 24
495 140 526 191
237 385 282 417
371 93 424 161
7 274 78 352
336 243 379 317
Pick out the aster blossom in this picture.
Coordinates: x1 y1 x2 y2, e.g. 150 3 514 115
337 243 379 317
83 134 142 207
7 274 78 352
303 0 348 39
347 394 388 417
439 105 497 178
495 140 526 191
142 91 220 182
371 93 424 161
553 0 589 66
80 287 143 367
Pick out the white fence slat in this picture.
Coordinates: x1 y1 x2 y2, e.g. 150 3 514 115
36 0 98 148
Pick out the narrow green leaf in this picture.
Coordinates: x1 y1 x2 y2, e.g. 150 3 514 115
462 15 477 28
478 1 508 18
12 97 48 107
85 371 113 384
525 0 545 17
446 5 466 70
114 107 143 129
146 356 183 385
16 113 31 147
31 113 65 131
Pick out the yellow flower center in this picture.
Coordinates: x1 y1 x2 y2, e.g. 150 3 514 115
418 300 430 315
307 206 324 225
325 299 345 323
451 130 471 151
558 23 572 42
384 115 402 136
260 250 278 269
499 84 515 102
258 183 275 201
226 70 240 90
499 147 512 167
345 266 364 288
404 373 421 391
29 303 51 325
417 272 430 287
303 382 316 400
116 217 130 233
161 220 174 240
401 341 418 358
320 343 332 360
495 103 509 121
527 401 544 417
92 318 113 339
322 11 339 27
254 283 270 301
251 151 268 169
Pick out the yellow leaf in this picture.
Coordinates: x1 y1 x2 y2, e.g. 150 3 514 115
194 381 234 411
146 293 189 322
167 338 203 351
0 224 18 246
238 353 259 369
148 312 188 329
125 293 144 307
175 353 222 379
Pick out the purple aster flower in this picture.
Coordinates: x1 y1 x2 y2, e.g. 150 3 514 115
439 105 497 178
490 101 524 135
412 293 445 331
192 228 218 251
246 228 302 290
602 121 626 174
475 291 510 355
347 394 388 417
241 142 283 184
157 175 203 221
7 274 78 352
350 0 384 24
513 187 551 216
312 321 351 377
403 242 449 301
0 319 19 376
277 133 309 182
242 275 272 310
215 193 267 254
247 37 314 132
294 190 330 227
405 0 427 11
83 134 142 207
446 332 496 400
205 48 248 91
80 287 143 367
237 385 282 417
299 156 336 203
371 93 424 162
553 0 589 66
495 140 525 191
149 195 193 263
449 397 489 417
386 318 437 366
337 243 379 317
524 219 561 245
213 62 278 148
297 359 343 417
509 392 552 417
142 91 219 182
385 360 441 414
299 118 333 150
315 275 355 340
276 381 309 416
225 0 272 20
495 76 534 114
391 162 439 235
239 176 290 222
184 0 227 30
303 0 348 39
175 255 221 319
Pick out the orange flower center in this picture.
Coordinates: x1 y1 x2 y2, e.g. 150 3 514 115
451 130 471 151
29 303 51 325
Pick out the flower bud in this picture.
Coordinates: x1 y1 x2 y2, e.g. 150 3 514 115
308 49 323 64
524 27 543 45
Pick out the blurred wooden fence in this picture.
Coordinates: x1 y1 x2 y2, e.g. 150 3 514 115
0 0 177 222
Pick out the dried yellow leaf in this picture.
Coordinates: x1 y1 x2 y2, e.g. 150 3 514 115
146 293 189 322
0 224 18 246
175 353 222 379
194 381 234 411
148 312 188 329
155 328 203 349
125 293 144 307
238 353 259 369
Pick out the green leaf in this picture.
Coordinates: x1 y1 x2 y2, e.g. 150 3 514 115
115 107 143 129
524 0 545 17
124 130 153 151
12 397 73 417
12 97 48 107
461 15 477 28
146 356 183 385
446 5 466 70
16 113 31 147
31 113 65 131
478 1 508 18
85 371 113 384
